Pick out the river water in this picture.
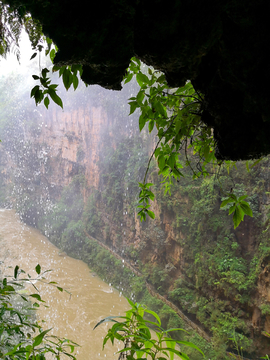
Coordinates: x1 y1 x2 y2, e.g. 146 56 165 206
0 209 129 359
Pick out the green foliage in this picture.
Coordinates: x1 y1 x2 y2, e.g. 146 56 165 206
30 60 83 109
0 264 78 359
31 67 63 109
38 174 85 250
29 35 84 110
220 193 253 229
123 57 254 227
0 2 42 60
82 190 103 238
138 182 155 221
260 304 270 316
61 220 85 253
53 64 83 92
94 298 203 360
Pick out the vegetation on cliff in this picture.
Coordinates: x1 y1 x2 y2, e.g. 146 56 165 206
0 24 270 360
1 83 270 358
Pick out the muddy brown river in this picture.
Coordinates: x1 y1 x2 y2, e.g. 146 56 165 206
0 209 129 359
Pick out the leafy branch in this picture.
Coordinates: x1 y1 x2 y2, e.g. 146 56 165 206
220 194 253 229
124 57 254 228
94 298 203 360
30 37 83 109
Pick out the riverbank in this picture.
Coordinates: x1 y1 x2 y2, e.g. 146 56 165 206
0 209 129 360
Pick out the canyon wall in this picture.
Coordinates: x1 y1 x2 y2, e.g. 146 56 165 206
0 73 270 359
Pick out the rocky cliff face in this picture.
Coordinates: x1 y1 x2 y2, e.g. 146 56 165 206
35 105 107 189
1 76 270 358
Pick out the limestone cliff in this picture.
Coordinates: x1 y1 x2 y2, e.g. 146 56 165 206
1 76 270 358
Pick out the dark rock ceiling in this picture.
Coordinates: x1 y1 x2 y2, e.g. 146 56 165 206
6 0 270 161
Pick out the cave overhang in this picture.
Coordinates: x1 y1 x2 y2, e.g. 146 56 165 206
5 0 270 161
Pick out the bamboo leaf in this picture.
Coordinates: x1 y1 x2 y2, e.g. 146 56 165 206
35 264 41 274
33 328 52 347
14 265 19 279
30 52 37 60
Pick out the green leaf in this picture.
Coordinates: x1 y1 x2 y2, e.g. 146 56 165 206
228 205 236 215
14 265 19 279
73 73 79 90
93 316 124 330
124 72 133 84
136 72 150 86
148 120 155 132
126 298 136 308
233 206 245 228
174 339 204 355
154 101 167 117
44 96 50 109
144 309 161 326
147 190 155 201
30 294 44 302
59 66 66 77
32 75 39 80
33 328 52 347
220 197 235 208
71 64 82 73
175 118 182 134
139 114 147 131
35 264 41 275
30 52 37 60
154 147 161 157
238 195 248 201
129 101 138 115
146 210 155 219
34 89 44 104
57 286 63 292
250 158 262 168
62 68 73 90
165 339 176 360
48 88 63 108
167 154 176 169
229 193 237 201
156 74 166 83
137 90 145 104
49 48 56 62
30 85 40 98
239 203 253 217
158 155 166 171
41 68 49 78
165 328 187 333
